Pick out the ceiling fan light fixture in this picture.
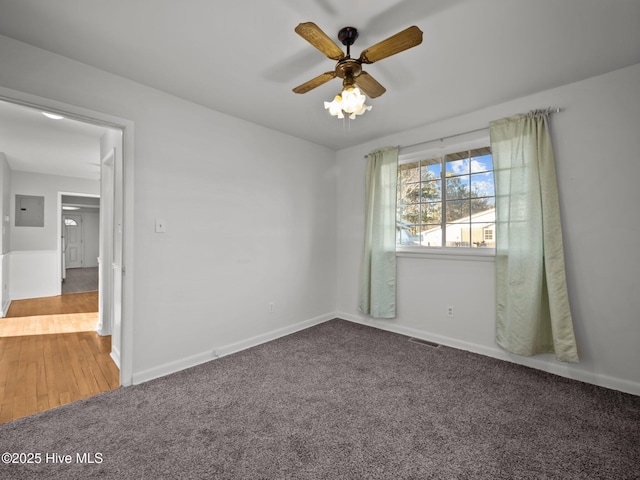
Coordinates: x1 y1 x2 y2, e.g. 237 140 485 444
324 94 345 119
341 86 371 117
324 86 371 120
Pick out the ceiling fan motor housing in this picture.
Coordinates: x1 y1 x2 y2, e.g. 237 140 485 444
338 27 359 47
337 25 362 85
336 58 362 84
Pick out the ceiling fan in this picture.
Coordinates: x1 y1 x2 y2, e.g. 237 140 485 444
292 22 423 100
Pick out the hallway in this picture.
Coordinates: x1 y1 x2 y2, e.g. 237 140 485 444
0 292 119 424
62 266 99 294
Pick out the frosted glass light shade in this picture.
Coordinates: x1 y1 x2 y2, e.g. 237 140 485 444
324 87 371 119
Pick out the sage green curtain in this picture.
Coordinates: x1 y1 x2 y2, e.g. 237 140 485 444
490 112 578 362
358 146 399 318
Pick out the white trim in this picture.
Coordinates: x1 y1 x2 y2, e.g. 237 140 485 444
1 300 10 318
8 249 57 255
110 345 121 370
0 253 9 317
132 313 335 385
398 136 491 164
338 313 640 396
397 247 495 262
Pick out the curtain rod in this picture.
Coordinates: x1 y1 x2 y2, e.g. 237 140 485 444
364 107 561 158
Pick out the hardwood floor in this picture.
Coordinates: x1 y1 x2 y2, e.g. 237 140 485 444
0 292 119 424
5 291 100 317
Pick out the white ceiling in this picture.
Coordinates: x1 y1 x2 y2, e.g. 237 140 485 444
0 100 107 180
0 0 639 177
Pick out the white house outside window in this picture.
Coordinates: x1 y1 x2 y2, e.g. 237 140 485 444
396 142 495 254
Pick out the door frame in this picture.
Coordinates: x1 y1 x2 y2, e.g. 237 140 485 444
58 195 99 288
0 86 135 387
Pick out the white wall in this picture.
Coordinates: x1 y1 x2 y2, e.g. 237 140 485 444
7 171 99 299
0 34 337 383
9 250 58 299
336 63 640 395
10 171 99 251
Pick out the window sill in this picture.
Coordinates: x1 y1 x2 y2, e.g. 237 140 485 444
396 246 495 262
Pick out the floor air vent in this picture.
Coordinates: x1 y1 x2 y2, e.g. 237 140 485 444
408 337 440 348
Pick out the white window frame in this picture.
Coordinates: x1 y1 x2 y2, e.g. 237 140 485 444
396 137 495 261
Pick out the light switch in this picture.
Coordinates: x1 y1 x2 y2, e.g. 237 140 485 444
155 218 167 233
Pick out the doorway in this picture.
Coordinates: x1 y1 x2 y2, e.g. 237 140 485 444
60 194 101 294
0 89 133 389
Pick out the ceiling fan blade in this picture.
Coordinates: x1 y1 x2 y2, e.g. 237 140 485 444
355 72 386 98
292 71 337 94
295 22 345 61
358 25 423 64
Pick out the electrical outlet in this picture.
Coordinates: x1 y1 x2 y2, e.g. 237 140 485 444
268 302 275 314
447 306 455 318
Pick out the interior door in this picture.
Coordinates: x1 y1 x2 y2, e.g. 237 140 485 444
64 214 83 269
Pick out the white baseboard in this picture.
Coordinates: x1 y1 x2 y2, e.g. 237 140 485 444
128 311 639 396
338 312 640 397
110 346 121 370
131 313 335 385
1 299 10 318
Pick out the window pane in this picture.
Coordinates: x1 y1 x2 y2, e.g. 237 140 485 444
399 161 420 177
471 198 495 220
470 152 493 173
471 224 495 247
446 199 470 222
445 224 471 247
421 180 441 202
445 150 470 161
397 205 421 227
421 226 442 247
421 202 442 225
470 223 495 247
398 181 421 205
421 157 442 180
470 172 495 197
445 156 469 176
398 162 420 188
396 227 420 245
446 176 470 200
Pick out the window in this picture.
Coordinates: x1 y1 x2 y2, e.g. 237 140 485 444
397 144 495 251
64 218 78 226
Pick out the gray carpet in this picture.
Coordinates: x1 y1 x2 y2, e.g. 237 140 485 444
1 319 638 479
62 267 99 294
